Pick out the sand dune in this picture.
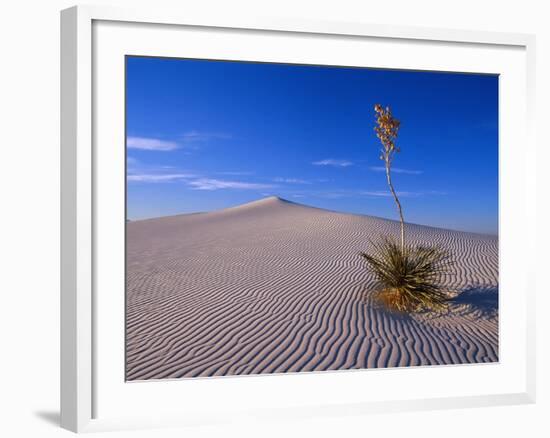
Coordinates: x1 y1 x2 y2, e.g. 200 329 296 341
126 196 498 380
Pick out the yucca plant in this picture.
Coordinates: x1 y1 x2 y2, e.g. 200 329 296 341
360 104 453 313
360 237 452 313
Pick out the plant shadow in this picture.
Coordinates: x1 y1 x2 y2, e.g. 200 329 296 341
361 284 499 321
449 286 499 318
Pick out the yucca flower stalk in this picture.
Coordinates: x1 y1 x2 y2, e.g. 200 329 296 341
374 104 404 252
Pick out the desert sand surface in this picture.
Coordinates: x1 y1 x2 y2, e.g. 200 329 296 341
126 196 498 380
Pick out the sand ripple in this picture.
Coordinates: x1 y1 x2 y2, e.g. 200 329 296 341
126 197 498 380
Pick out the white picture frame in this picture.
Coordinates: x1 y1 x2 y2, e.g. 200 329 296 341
60 4 537 433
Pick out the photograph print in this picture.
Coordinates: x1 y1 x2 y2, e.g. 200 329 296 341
125 56 498 381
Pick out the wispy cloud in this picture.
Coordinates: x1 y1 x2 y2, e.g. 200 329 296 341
273 177 311 184
360 190 446 198
218 171 255 176
424 190 448 195
127 136 179 151
126 157 273 191
127 173 195 183
181 131 231 148
127 131 230 152
283 189 447 199
319 192 349 199
369 166 423 175
126 157 196 182
360 190 402 197
312 159 353 167
188 178 275 191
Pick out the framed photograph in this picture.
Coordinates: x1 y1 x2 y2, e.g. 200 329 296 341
61 5 536 433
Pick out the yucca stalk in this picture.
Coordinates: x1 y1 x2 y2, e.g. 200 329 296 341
374 104 404 252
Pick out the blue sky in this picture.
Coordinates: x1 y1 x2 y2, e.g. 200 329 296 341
126 56 498 235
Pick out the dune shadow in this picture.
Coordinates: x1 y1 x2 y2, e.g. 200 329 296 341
450 286 498 318
34 410 59 427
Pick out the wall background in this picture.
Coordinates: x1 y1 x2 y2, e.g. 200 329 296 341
0 1 547 436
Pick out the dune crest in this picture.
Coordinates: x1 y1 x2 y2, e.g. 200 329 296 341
126 197 498 380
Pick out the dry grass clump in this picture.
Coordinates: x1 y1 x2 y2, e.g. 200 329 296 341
360 237 452 313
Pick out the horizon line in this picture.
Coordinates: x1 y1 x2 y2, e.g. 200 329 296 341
126 195 498 237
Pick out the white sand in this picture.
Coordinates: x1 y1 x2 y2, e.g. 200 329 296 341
126 196 498 380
